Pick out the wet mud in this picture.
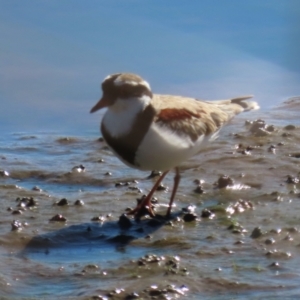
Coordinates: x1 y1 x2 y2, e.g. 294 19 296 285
1 98 300 299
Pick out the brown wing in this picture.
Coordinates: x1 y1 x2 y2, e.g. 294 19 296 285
151 94 257 141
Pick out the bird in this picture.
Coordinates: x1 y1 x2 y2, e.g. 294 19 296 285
90 73 259 218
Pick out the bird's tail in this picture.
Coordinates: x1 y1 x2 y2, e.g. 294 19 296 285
206 95 259 118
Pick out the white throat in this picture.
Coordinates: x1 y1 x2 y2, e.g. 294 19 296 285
102 95 152 138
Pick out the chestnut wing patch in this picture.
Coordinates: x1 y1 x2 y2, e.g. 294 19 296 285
157 108 202 121
155 108 218 142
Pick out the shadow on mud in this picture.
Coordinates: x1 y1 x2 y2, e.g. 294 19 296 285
21 212 183 261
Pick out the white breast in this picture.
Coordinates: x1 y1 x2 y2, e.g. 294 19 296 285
102 95 151 138
134 122 214 171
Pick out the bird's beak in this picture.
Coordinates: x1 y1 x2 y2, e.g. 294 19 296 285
90 96 110 113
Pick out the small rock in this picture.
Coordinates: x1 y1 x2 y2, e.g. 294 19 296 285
289 153 300 158
194 185 204 194
91 215 106 222
11 220 22 231
118 214 132 229
49 214 67 222
215 175 234 188
32 186 42 192
115 181 130 187
268 145 276 154
72 164 85 173
156 184 168 191
182 205 196 214
282 132 292 137
183 213 198 222
74 199 84 206
266 125 275 132
265 238 276 245
27 197 38 207
201 208 215 218
0 170 9 177
125 292 140 299
284 124 296 130
56 198 69 206
250 227 263 239
269 262 280 268
249 119 266 133
255 128 270 137
147 170 162 179
286 175 299 184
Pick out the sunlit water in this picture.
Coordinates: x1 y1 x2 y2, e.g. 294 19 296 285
1 98 300 299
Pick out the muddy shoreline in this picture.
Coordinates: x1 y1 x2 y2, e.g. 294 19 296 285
1 99 300 299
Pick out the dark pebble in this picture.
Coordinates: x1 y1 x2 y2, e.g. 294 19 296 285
182 205 196 214
249 119 266 133
91 216 106 222
104 171 112 176
147 170 162 179
216 175 234 188
11 220 22 231
265 238 276 245
286 175 299 184
156 184 168 191
125 292 140 300
250 227 263 239
127 186 142 193
282 132 292 137
201 208 214 218
269 262 280 268
194 185 204 194
74 199 84 206
56 198 69 206
0 170 9 177
266 125 275 132
183 213 198 222
234 240 245 245
72 164 85 172
32 186 42 191
49 214 67 222
12 210 22 215
118 214 132 229
16 197 38 208
284 124 296 130
17 201 26 208
27 198 38 207
268 145 276 154
115 182 130 187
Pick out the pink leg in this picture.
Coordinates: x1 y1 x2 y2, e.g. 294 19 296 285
127 170 169 217
166 167 180 217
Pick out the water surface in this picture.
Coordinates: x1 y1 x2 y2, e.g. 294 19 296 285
1 99 300 299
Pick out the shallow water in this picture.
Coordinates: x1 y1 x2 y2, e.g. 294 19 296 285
1 98 300 299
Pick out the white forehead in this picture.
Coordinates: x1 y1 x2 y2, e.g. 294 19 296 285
103 74 113 81
114 76 151 90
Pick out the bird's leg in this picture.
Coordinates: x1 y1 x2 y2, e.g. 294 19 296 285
166 167 180 218
127 170 169 218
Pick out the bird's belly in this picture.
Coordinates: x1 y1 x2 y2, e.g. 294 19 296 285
134 123 210 171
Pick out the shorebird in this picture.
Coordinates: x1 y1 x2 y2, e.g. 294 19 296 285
90 73 258 218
